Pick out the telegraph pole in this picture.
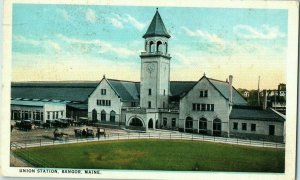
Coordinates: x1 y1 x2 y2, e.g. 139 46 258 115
258 76 260 106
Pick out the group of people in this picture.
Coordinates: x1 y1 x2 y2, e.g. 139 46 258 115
74 127 94 138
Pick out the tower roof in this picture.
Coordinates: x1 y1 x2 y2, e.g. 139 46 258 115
143 9 170 38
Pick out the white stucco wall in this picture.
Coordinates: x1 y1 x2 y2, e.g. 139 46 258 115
88 78 122 123
179 78 230 135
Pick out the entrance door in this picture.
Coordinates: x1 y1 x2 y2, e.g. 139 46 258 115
213 119 222 136
269 125 275 135
148 119 153 129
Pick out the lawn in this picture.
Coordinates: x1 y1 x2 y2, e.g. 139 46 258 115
13 139 285 172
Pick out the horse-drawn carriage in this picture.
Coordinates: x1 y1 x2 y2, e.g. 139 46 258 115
15 120 32 131
53 129 69 140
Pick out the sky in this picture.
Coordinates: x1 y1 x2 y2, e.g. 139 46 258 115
12 4 288 90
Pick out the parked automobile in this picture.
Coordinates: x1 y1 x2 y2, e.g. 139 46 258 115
53 120 69 128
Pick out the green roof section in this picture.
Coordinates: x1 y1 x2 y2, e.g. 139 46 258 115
143 9 171 38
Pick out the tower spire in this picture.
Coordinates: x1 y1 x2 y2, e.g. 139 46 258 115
143 9 170 38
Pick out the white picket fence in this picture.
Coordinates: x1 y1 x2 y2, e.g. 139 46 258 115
11 131 285 149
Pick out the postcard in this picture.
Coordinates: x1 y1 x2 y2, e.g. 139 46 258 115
1 0 299 179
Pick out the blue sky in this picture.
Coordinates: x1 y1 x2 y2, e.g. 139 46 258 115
12 4 288 89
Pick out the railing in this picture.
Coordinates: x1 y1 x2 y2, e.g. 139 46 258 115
11 131 285 150
11 142 54 168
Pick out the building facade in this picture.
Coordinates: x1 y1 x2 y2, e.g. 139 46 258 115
87 9 286 142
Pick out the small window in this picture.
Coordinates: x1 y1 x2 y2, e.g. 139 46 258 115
201 104 206 111
233 122 238 130
211 104 214 111
251 124 256 131
204 90 208 97
148 101 151 108
197 104 200 111
52 112 55 119
148 89 152 95
192 103 196 111
101 89 106 95
242 123 247 131
47 112 50 120
269 125 275 135
131 102 136 107
206 104 211 111
164 89 166 96
200 91 203 97
55 112 58 119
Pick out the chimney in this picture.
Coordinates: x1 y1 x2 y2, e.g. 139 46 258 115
228 75 233 104
263 89 267 110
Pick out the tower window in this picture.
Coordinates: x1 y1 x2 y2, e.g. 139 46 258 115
148 101 151 108
157 41 162 52
149 41 154 53
163 89 165 96
148 89 152 95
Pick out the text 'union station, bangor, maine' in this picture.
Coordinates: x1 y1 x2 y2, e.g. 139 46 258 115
11 10 286 142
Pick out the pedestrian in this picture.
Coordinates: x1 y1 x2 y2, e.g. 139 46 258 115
82 129 87 137
97 127 100 139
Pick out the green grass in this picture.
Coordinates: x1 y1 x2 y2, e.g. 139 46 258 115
14 139 285 172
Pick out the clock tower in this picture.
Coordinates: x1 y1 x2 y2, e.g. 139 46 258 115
140 9 171 109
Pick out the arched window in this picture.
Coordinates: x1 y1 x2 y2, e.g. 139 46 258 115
185 117 193 132
149 41 154 53
213 118 222 136
101 110 106 121
110 110 116 122
157 41 162 52
92 109 97 122
199 117 207 134
129 117 143 127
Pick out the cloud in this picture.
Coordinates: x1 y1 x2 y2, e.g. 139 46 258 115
110 18 123 29
14 35 40 46
86 8 97 23
233 24 285 40
57 9 70 21
181 26 225 46
112 13 145 31
56 34 136 57
45 40 61 53
124 14 145 31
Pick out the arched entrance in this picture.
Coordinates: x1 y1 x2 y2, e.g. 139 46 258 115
129 117 144 127
148 118 153 129
101 110 106 121
199 117 207 134
110 110 116 123
213 119 222 136
185 117 193 133
92 109 97 122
